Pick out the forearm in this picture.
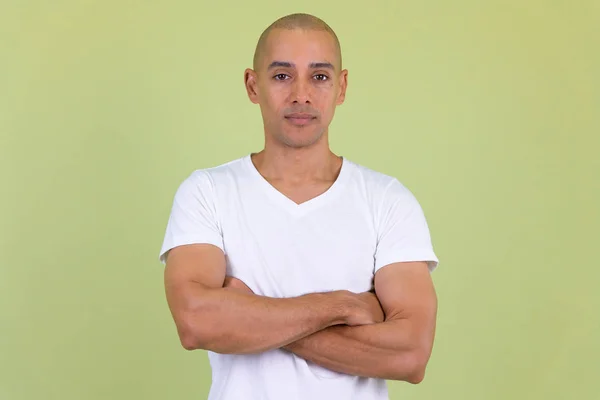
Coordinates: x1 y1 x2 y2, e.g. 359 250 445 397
175 283 348 355
284 319 427 383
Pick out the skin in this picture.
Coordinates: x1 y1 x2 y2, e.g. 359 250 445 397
164 244 384 355
224 263 437 383
245 28 346 150
243 28 348 203
163 26 438 384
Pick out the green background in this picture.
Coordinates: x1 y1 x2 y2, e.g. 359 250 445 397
1 1 598 399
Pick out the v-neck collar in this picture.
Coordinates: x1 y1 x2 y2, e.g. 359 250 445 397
244 153 352 217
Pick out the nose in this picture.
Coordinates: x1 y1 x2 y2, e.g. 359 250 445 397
290 79 311 104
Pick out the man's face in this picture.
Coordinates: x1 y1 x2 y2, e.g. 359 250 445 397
246 28 348 149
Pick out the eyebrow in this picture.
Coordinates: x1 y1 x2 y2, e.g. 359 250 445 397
267 61 335 70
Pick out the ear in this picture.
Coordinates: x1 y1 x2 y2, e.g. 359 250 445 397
336 69 348 105
244 68 260 104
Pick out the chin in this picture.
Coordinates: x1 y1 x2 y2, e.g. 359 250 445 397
279 130 324 149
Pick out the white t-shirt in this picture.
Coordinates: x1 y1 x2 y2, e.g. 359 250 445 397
158 154 439 400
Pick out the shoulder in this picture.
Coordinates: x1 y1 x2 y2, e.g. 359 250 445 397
344 158 415 203
183 156 247 185
173 155 247 198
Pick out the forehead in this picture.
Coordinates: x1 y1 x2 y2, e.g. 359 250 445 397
262 28 339 69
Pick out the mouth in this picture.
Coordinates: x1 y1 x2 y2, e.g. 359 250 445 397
285 114 317 126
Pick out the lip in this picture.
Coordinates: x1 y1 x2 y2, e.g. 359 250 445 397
285 113 316 126
286 113 315 118
285 115 316 126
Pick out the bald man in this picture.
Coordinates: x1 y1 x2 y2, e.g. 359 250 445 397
159 13 439 400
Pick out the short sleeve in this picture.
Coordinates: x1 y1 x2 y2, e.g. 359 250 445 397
158 171 224 265
374 179 439 273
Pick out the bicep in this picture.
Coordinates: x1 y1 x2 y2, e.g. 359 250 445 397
374 262 438 348
163 244 226 315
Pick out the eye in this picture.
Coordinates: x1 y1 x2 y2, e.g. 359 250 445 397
274 74 289 81
314 74 328 81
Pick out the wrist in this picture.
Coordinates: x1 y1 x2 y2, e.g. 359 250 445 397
322 290 353 326
282 340 300 352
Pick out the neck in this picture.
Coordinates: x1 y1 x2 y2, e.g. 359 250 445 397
251 142 342 185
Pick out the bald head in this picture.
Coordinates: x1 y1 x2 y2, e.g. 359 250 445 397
252 13 342 71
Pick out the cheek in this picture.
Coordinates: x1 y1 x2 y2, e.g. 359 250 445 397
262 91 286 114
316 92 338 116
315 84 337 104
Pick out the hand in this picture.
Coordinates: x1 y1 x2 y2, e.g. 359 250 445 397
357 290 385 324
342 290 384 326
223 276 254 294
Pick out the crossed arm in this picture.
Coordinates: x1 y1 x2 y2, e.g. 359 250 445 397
282 262 436 383
163 244 437 384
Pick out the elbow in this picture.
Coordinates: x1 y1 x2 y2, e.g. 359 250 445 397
178 326 203 351
175 313 211 351
176 314 236 353
390 349 429 384
405 367 426 385
180 331 202 351
168 287 228 351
